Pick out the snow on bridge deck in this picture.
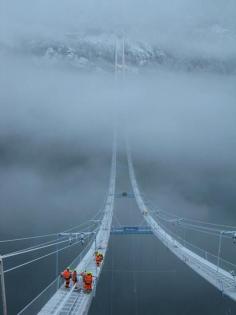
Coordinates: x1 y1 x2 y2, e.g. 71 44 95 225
38 143 116 315
127 146 236 302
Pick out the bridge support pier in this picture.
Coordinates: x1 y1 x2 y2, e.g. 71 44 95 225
0 256 7 315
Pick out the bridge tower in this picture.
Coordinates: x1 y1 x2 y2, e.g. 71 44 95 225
114 37 126 76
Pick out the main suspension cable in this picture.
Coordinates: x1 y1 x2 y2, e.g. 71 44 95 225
0 192 107 244
152 210 234 239
2 224 99 259
4 234 92 274
140 187 236 231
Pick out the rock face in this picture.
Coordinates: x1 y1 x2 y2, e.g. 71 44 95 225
1 32 236 74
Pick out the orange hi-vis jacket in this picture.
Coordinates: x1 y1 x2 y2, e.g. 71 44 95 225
62 270 71 280
84 274 93 285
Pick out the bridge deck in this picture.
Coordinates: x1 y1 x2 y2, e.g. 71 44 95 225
39 227 109 315
146 214 236 300
127 147 236 302
37 144 116 315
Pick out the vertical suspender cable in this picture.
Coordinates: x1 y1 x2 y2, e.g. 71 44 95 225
94 233 97 297
115 39 118 75
0 256 7 315
110 237 113 315
56 234 59 289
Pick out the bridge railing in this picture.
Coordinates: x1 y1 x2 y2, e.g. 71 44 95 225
180 235 236 276
17 236 95 315
69 237 95 270
158 220 236 277
17 276 62 315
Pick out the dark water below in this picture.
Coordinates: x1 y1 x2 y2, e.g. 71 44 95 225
89 154 236 315
1 148 236 315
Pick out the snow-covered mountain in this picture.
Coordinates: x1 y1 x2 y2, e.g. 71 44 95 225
1 31 236 74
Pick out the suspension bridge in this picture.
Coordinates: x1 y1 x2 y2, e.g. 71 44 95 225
1 138 236 315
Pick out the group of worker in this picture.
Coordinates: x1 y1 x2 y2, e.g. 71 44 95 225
61 268 94 293
60 251 104 293
61 268 78 289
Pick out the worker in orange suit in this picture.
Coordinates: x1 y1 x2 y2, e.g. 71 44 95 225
72 270 78 289
80 271 93 293
95 253 101 267
95 251 103 267
61 267 71 288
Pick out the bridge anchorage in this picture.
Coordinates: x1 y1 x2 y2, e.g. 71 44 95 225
1 138 236 315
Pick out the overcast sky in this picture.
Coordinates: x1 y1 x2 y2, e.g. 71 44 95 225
1 3 236 314
0 0 236 235
1 0 236 57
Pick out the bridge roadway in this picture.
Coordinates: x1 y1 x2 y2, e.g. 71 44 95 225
37 142 116 315
127 146 236 302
